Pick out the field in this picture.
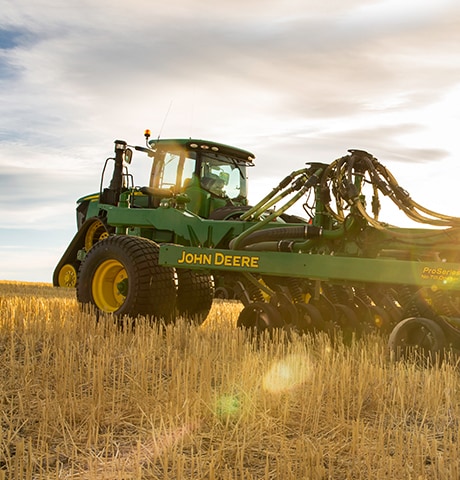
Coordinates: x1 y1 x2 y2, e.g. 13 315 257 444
1 282 460 479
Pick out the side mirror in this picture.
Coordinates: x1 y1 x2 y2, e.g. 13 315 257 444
134 145 155 157
124 148 133 164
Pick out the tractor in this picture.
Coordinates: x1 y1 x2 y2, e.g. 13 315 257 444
54 131 460 361
53 130 307 323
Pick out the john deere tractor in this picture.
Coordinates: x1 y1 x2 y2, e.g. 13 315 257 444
54 130 299 322
55 131 460 361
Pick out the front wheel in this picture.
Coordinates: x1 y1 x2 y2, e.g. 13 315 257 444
77 235 177 321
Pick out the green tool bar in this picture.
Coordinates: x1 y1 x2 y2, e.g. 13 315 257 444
159 244 460 290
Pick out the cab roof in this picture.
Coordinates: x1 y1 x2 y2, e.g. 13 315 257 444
148 138 255 163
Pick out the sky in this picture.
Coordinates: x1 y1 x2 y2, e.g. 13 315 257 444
1 0 460 282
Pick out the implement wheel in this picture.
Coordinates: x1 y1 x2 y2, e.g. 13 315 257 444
237 301 284 332
176 269 214 324
388 317 446 364
77 235 177 321
295 303 326 334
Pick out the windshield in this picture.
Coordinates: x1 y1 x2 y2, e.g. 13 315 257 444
200 153 248 200
150 147 250 201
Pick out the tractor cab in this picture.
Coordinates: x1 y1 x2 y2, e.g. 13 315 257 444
147 138 255 218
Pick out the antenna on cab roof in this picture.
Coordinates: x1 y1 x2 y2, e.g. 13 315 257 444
158 100 173 141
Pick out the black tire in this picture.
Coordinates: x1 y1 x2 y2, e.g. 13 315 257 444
77 235 177 321
270 292 298 326
368 305 392 333
295 303 326 334
334 303 361 342
176 269 214 324
388 317 446 364
237 301 284 331
215 286 232 299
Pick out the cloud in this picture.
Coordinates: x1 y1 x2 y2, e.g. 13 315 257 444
1 0 460 281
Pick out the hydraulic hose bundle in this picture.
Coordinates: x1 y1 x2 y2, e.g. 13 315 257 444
230 148 460 252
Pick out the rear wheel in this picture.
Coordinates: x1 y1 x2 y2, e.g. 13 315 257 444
77 235 177 321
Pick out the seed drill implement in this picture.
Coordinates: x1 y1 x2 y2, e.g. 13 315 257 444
54 132 460 359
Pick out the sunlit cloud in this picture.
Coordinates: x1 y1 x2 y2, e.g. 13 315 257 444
2 0 460 281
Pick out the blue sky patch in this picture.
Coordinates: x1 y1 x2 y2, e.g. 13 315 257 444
0 28 24 49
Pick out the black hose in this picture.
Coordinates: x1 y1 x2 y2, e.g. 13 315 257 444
229 225 322 250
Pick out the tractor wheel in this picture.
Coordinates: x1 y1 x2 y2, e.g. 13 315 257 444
84 218 112 252
77 235 177 321
57 263 78 288
388 317 446 364
176 269 214 324
237 301 284 331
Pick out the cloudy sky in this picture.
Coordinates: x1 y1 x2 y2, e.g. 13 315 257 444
1 0 460 282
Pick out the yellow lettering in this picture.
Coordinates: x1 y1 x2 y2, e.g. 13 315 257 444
177 250 186 264
250 256 259 268
214 252 224 265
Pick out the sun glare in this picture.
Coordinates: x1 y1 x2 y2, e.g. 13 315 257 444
262 354 313 394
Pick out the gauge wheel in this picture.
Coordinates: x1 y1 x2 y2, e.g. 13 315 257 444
334 303 361 342
388 316 446 363
237 301 284 332
270 292 298 326
295 303 326 334
77 235 177 321
215 286 232 299
176 269 214 324
57 263 78 288
369 305 392 333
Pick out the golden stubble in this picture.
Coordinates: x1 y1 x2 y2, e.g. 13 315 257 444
1 282 460 479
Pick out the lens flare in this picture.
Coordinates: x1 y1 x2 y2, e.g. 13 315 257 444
262 354 313 393
215 393 241 420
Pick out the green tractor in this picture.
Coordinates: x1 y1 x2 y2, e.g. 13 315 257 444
53 131 298 322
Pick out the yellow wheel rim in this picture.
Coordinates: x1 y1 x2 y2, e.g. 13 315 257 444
58 264 77 288
85 220 108 252
92 259 128 312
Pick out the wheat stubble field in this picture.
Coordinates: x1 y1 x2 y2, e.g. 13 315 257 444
1 282 460 479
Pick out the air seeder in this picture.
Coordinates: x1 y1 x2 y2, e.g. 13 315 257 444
54 131 460 360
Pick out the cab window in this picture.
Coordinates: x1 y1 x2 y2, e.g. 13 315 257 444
151 151 197 190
